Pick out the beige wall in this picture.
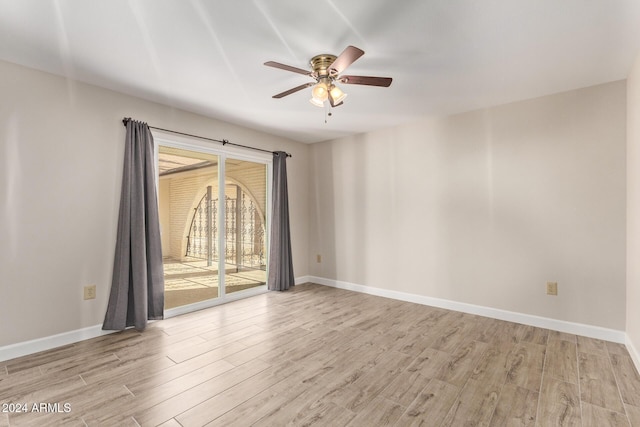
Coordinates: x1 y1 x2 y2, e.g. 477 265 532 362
627 53 640 355
310 81 627 330
0 60 310 347
0 55 632 349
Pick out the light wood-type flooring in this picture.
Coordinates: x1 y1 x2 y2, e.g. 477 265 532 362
2 283 640 426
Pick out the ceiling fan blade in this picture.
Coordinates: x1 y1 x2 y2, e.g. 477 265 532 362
264 61 312 76
339 75 393 87
272 82 314 99
328 45 364 74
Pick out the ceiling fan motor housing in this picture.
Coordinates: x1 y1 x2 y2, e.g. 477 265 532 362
310 54 338 78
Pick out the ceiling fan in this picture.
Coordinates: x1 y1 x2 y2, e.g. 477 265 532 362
264 45 392 108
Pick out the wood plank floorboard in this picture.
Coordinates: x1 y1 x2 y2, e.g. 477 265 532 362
577 335 609 358
505 341 546 392
581 402 630 427
627 404 640 426
545 338 580 384
521 325 550 346
611 353 640 407
489 384 538 426
579 352 626 413
537 376 582 426
1 283 639 426
394 378 459 426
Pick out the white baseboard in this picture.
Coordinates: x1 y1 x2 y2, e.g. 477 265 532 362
307 276 627 344
0 279 304 364
3 276 635 372
295 275 313 285
0 325 116 363
626 335 640 375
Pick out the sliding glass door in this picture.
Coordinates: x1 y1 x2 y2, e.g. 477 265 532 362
157 144 268 310
223 158 268 294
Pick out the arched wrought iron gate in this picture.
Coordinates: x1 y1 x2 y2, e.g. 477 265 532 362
185 185 265 271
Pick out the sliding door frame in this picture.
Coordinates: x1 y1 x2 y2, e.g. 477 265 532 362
154 131 272 318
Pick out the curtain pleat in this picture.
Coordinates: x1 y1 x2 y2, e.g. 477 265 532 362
103 120 164 330
267 152 295 291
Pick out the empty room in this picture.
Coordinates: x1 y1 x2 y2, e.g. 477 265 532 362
2 1 640 426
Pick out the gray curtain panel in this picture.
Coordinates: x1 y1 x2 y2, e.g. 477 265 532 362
268 151 295 291
103 120 164 331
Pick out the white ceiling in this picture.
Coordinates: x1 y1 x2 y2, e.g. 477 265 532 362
1 1 640 144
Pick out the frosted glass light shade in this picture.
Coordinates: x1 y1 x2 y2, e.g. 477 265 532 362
329 85 347 104
309 97 324 107
311 82 328 101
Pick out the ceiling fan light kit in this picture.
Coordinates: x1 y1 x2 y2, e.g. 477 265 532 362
329 85 347 104
311 79 329 102
265 45 392 108
309 97 325 107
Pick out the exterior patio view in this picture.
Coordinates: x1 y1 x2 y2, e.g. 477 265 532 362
158 146 268 309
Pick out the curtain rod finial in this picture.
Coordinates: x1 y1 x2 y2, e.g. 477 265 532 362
122 117 131 127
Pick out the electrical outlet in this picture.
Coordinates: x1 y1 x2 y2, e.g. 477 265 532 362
317 254 322 263
546 282 558 296
84 285 96 300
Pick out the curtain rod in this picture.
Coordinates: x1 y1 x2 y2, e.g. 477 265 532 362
122 117 292 158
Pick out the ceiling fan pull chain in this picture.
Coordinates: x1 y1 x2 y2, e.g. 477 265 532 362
324 104 333 124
